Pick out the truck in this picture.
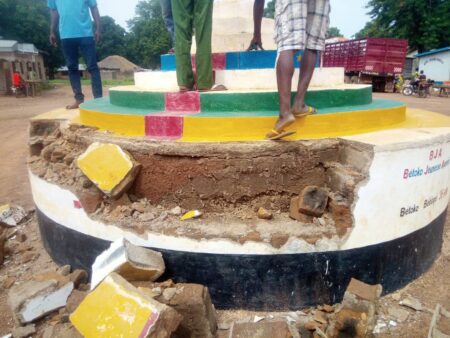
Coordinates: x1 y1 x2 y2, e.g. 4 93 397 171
323 38 408 92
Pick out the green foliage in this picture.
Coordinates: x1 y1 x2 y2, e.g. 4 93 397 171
327 27 343 38
0 0 64 77
264 0 275 18
126 0 171 69
96 16 127 61
355 0 450 52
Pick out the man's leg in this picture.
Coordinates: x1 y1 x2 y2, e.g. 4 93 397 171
160 0 175 49
275 50 296 130
61 38 84 106
193 0 213 90
80 37 103 99
293 49 318 113
172 0 195 90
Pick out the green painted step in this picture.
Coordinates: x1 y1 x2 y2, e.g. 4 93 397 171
108 86 373 112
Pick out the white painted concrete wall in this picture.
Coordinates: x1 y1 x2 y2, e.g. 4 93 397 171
418 51 450 82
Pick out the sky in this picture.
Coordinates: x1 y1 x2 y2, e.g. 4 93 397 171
97 0 372 38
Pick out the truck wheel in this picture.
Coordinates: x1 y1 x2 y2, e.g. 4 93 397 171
402 87 413 96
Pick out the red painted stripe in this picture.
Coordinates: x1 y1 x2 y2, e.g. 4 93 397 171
191 53 226 70
165 91 200 112
145 115 183 139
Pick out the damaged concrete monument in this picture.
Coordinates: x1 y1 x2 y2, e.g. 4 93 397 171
27 0 450 311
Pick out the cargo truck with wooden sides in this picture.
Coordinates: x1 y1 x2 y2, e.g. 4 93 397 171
323 38 408 92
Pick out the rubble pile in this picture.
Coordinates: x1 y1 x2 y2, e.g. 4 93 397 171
26 121 371 251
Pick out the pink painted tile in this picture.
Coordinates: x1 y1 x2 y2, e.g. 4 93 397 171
145 115 183 140
165 91 200 112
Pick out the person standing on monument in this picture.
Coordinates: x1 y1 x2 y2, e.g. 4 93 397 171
48 0 103 109
172 0 225 91
266 0 330 140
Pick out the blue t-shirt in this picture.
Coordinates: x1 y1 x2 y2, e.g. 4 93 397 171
48 0 97 39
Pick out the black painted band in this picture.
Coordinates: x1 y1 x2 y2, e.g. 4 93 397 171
36 207 445 310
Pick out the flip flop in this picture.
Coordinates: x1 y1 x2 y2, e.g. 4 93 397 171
293 105 316 118
266 129 296 140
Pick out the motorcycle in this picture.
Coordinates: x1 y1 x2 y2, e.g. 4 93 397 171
402 81 431 98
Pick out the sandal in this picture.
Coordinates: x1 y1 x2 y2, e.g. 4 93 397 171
265 129 296 140
292 105 316 118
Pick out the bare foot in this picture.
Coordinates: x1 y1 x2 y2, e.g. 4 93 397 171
292 100 316 117
66 101 82 110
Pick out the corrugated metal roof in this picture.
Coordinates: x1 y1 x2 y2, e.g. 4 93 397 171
0 40 18 51
415 46 450 58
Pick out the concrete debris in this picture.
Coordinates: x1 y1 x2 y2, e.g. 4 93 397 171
169 206 182 216
298 186 329 217
66 290 88 314
257 207 273 220
91 238 165 289
76 142 141 198
3 277 16 289
180 210 203 221
70 273 182 338
0 228 5 266
0 205 28 227
400 295 423 311
11 324 36 338
329 278 382 338
388 306 410 322
162 287 177 301
57 265 71 276
77 190 103 213
229 321 299 338
8 279 74 324
254 315 265 323
68 269 88 288
288 196 314 223
41 323 83 338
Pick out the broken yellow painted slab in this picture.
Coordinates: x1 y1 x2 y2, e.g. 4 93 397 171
70 273 181 338
77 142 140 197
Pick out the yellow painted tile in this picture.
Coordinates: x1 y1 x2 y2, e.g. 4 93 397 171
70 273 160 338
79 109 145 136
77 142 134 193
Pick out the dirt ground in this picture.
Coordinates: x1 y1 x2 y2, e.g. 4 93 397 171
0 86 449 337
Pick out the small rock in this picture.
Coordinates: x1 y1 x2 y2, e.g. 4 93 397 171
257 207 273 220
131 201 147 213
57 265 71 276
15 232 27 243
158 211 168 221
388 307 409 323
400 296 423 311
298 186 329 217
12 324 36 338
162 287 177 301
69 269 88 289
345 277 382 302
0 205 28 227
139 212 156 222
169 206 182 216
78 190 103 214
66 290 88 313
314 310 328 324
391 292 402 301
21 252 39 264
3 277 16 289
151 287 162 297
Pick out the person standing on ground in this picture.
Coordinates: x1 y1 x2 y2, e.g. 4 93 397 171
160 0 175 53
266 0 330 140
48 0 103 109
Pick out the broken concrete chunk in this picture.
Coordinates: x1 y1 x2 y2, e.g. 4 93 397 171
387 307 409 323
77 190 103 214
180 210 202 221
69 269 88 289
328 196 353 236
155 283 217 338
70 273 182 338
76 142 141 198
298 186 329 217
345 278 382 302
91 238 165 290
11 324 36 338
257 207 273 220
0 205 28 227
66 290 88 314
8 279 74 324
289 197 314 223
400 296 423 311
229 321 297 338
0 229 6 266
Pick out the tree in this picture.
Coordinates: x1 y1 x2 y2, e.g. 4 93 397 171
264 0 275 19
126 0 170 69
0 0 64 77
96 16 127 60
355 0 450 52
327 27 344 39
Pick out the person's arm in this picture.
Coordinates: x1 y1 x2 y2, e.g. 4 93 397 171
49 9 59 47
90 6 101 44
247 0 265 51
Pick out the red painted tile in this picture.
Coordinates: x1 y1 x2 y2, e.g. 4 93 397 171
191 53 226 70
145 115 183 139
165 91 200 112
